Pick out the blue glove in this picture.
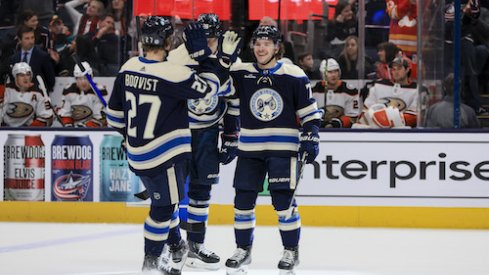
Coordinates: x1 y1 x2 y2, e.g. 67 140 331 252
217 31 243 68
184 23 211 62
219 133 238 164
299 132 319 164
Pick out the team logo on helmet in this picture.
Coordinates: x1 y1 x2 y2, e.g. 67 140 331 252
197 13 223 38
188 95 219 115
250 88 283 121
6 102 34 118
53 172 91 201
252 25 281 44
71 105 93 121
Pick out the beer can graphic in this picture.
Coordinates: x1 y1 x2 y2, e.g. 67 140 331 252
51 135 93 201
100 135 141 202
4 134 45 201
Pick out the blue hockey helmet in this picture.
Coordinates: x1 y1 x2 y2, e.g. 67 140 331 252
252 25 281 44
197 13 223 38
141 16 174 46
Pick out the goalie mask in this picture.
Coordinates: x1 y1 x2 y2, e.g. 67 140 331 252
365 104 405 128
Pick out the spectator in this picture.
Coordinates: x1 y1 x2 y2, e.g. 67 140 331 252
337 35 375 79
92 13 120 76
17 10 51 51
386 0 417 57
48 16 75 76
65 0 105 36
297 52 321 79
10 26 56 92
445 0 489 115
356 56 418 128
1 62 53 127
57 61 107 127
325 0 358 58
19 0 55 28
312 58 360 128
375 41 400 80
106 0 129 36
425 74 481 128
75 35 100 75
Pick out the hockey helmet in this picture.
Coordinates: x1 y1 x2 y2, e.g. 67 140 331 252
252 25 281 44
389 56 409 69
197 13 223 38
366 104 405 128
74 61 93 78
12 62 32 79
141 16 174 46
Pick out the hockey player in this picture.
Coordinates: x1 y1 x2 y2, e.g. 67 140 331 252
355 56 418 128
1 62 53 127
312 58 360 128
106 16 239 275
57 62 108 127
225 25 322 275
165 13 239 271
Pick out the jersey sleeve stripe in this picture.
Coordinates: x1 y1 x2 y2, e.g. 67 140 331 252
128 136 191 161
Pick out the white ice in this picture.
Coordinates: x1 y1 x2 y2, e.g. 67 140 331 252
1 222 489 275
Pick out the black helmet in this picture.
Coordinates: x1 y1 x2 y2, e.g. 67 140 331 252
197 13 223 38
252 25 281 44
141 16 174 46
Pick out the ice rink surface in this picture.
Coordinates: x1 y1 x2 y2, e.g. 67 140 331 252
1 222 489 275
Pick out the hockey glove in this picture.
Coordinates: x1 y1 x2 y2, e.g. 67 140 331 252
219 133 238 165
184 23 212 62
217 31 243 69
299 132 319 164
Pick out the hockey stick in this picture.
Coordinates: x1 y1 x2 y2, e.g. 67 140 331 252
283 152 308 220
71 54 107 107
36 75 66 127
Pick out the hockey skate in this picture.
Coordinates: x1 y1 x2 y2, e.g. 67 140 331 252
164 239 189 275
185 240 221 270
142 254 180 275
225 246 252 275
277 247 300 275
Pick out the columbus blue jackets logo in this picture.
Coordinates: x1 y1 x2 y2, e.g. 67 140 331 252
250 88 283 121
53 172 91 201
188 95 219 115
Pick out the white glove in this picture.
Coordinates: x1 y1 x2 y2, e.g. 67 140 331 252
218 31 242 68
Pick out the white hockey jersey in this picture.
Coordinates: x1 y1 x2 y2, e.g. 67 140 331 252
363 79 418 114
57 83 108 127
1 83 53 127
312 80 359 125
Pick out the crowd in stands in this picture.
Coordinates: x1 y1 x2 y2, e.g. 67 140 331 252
0 0 488 129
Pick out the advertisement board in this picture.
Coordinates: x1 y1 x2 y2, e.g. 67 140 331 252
1 130 488 208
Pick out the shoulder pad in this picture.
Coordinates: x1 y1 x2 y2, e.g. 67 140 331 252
63 83 79 95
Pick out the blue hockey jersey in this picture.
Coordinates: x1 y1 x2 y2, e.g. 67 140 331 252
230 62 321 157
106 56 220 176
167 44 239 130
